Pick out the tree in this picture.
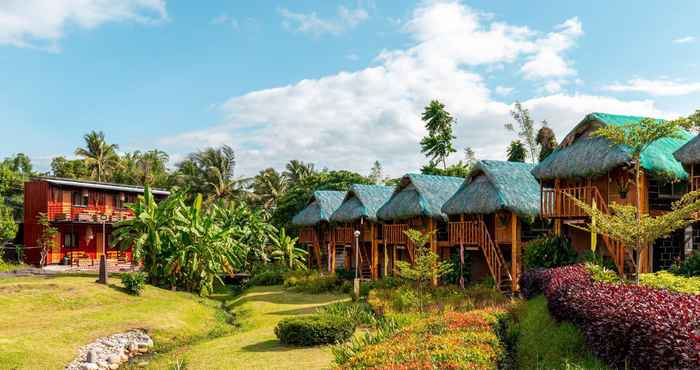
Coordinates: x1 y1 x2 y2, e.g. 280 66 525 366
174 145 250 203
0 199 17 247
283 160 315 184
0 154 32 219
506 140 527 162
536 124 557 161
394 229 451 312
136 150 170 186
51 156 90 179
505 102 539 163
584 116 693 283
368 161 384 184
420 161 471 177
270 228 307 270
36 213 57 268
571 190 700 284
251 168 288 209
420 100 457 169
75 131 119 182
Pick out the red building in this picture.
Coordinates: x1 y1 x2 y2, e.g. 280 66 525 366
23 177 169 266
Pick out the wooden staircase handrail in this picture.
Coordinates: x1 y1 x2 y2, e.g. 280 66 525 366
477 221 511 290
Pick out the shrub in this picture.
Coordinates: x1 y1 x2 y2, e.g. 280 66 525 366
274 315 355 346
533 265 700 369
317 301 377 326
518 268 548 299
248 269 285 286
121 272 146 295
522 234 577 269
338 309 505 369
585 263 622 284
334 268 355 280
671 250 700 277
283 271 343 293
639 270 700 294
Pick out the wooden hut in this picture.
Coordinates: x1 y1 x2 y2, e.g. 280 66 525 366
442 160 547 293
674 134 700 191
291 190 346 271
376 174 463 279
329 184 394 279
532 112 692 274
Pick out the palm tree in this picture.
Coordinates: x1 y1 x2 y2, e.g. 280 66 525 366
252 168 288 209
137 149 169 186
75 131 119 182
283 160 315 184
178 145 250 203
420 100 456 169
507 140 527 162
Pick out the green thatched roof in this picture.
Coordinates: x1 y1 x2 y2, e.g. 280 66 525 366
291 190 346 227
532 112 692 180
442 160 540 219
377 174 463 221
674 134 700 165
330 184 394 223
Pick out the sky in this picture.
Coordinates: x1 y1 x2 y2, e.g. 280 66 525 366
2 0 700 177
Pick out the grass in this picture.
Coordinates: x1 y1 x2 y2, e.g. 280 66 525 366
0 262 31 272
513 295 611 370
144 285 348 370
0 274 232 370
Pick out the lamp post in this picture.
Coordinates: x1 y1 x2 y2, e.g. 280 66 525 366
96 214 108 284
353 229 361 300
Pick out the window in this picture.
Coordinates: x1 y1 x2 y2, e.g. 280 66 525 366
71 191 88 207
63 232 78 248
113 193 124 209
658 181 687 200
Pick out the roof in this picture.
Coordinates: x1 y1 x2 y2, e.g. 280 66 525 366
291 190 346 227
330 184 394 223
674 134 700 165
442 160 540 220
376 174 463 221
34 177 170 195
532 112 692 180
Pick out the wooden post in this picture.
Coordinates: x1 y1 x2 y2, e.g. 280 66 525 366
371 224 378 279
428 218 438 286
511 212 519 292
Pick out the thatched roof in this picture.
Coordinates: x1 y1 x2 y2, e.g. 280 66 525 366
532 112 692 180
442 160 540 220
291 190 346 227
674 134 700 165
330 184 394 223
377 174 463 221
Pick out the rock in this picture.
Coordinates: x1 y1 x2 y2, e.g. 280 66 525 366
81 364 98 370
87 350 98 363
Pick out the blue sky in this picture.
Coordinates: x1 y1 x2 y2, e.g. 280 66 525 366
2 0 700 176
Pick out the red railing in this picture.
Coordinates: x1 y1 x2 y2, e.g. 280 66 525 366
47 203 134 223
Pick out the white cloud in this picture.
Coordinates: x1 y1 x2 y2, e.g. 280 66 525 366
0 0 167 51
211 13 238 29
605 78 700 96
673 36 695 44
521 17 582 80
279 5 368 36
161 1 666 177
346 53 360 61
494 86 514 96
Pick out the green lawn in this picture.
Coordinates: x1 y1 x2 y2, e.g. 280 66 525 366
514 295 610 370
0 274 232 369
144 286 348 370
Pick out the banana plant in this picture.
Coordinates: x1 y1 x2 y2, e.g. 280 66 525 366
270 227 307 271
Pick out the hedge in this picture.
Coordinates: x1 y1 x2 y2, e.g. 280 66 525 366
520 265 700 369
274 315 355 346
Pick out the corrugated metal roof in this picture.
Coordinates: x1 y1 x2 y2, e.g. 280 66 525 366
35 177 170 195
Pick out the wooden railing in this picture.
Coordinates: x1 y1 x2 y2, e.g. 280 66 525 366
334 227 353 244
692 176 700 192
477 222 511 291
383 224 408 244
448 221 481 245
47 203 134 223
299 228 317 244
541 186 597 218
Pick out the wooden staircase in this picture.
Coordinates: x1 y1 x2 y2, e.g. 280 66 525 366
358 246 372 280
589 189 636 276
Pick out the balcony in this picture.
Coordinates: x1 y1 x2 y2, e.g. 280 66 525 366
48 203 134 224
692 176 700 192
298 228 317 244
383 224 408 244
448 221 482 245
541 186 605 218
334 227 353 244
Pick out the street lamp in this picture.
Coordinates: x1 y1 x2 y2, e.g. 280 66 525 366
96 214 109 284
353 229 361 299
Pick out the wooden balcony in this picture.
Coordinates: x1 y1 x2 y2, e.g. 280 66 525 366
334 227 353 244
448 221 482 245
541 186 605 218
298 228 317 244
692 176 700 192
383 224 408 244
47 203 134 223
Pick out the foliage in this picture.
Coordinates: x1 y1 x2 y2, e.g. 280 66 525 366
578 249 617 271
338 309 505 369
505 102 541 163
512 296 610 369
367 160 385 184
274 315 355 346
420 160 472 177
112 149 170 187
0 199 17 246
332 317 401 366
536 125 558 161
569 189 700 283
248 268 286 286
506 140 527 162
283 271 347 294
368 284 507 315
316 301 377 327
74 130 119 182
283 160 315 183
50 156 90 179
671 250 700 276
120 272 146 295
35 212 57 267
638 270 700 294
0 153 33 219
112 187 271 296
269 227 307 271
522 234 577 269
589 117 692 283
527 265 700 369
250 167 288 209
441 247 471 285
420 100 457 169
394 229 451 312
585 263 622 284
